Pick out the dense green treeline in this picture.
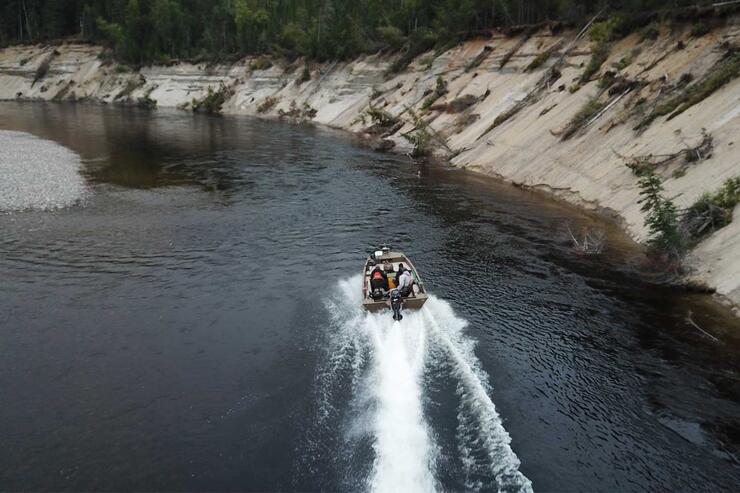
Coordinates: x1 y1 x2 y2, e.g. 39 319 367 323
0 0 718 62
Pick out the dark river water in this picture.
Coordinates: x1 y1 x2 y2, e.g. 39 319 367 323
1 102 740 492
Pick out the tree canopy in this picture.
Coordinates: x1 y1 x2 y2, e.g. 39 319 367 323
0 0 718 63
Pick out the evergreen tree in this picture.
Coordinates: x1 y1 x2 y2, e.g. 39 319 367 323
0 0 719 62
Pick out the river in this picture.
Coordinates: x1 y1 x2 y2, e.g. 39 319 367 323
1 102 739 492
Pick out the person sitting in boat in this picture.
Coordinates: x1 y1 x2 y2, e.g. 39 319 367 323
397 265 414 297
370 265 389 292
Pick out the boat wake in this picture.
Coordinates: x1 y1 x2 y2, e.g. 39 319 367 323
307 275 532 492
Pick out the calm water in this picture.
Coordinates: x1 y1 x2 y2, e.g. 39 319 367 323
1 102 739 492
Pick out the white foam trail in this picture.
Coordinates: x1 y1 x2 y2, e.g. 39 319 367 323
423 297 533 493
366 310 436 493
0 130 87 211
316 277 367 423
314 277 531 493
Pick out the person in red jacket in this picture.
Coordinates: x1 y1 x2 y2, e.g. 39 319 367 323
370 265 389 292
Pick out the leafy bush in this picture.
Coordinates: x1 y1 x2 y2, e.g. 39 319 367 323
614 47 641 71
580 41 611 84
561 97 607 140
96 18 126 55
638 52 740 129
640 23 660 41
403 112 433 157
364 105 397 128
137 95 156 110
250 56 272 71
279 22 310 55
683 177 740 239
421 76 447 110
114 75 145 100
419 55 436 70
277 100 316 120
577 17 630 84
192 86 232 114
297 65 311 85
302 102 317 119
388 28 437 74
526 47 556 72
256 96 278 113
377 25 406 51
691 22 710 37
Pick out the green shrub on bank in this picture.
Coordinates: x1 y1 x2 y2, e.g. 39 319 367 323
561 97 607 139
691 21 710 37
421 76 447 110
256 96 278 113
250 56 272 71
640 23 660 41
638 52 740 129
580 41 612 84
527 42 562 72
683 177 740 240
579 14 650 84
192 86 229 114
137 95 156 110
378 26 406 51
388 28 438 74
297 65 311 85
403 110 432 157
635 164 686 259
363 105 397 128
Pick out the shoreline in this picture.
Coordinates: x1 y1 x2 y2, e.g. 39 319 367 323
1 23 738 312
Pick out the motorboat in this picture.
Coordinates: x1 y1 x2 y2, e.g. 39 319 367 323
362 246 428 320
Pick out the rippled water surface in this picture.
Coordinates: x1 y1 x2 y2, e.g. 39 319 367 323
1 102 740 492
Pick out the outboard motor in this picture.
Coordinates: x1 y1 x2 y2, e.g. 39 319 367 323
390 289 403 321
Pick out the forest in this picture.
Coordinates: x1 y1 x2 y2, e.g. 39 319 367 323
0 1 725 62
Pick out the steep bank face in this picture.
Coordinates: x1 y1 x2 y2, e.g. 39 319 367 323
1 19 738 308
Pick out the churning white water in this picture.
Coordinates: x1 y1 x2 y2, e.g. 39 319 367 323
316 276 532 492
365 311 436 493
0 130 86 211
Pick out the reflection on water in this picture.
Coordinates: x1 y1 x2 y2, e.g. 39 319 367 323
1 102 739 492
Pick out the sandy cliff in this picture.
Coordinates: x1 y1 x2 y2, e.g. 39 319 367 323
1 18 738 308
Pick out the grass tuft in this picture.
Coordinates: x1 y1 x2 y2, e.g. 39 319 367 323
561 97 607 140
682 177 740 240
637 52 740 130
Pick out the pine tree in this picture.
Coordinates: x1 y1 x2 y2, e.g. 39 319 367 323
636 166 685 258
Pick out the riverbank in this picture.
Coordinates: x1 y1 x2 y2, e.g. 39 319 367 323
1 15 738 311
